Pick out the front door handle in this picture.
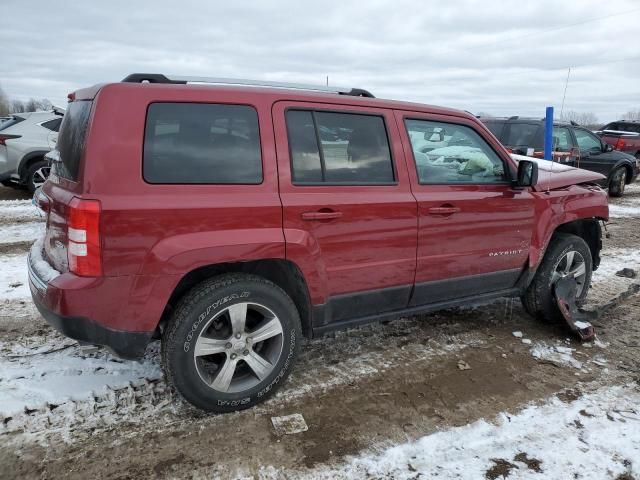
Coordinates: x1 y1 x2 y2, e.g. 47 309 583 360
301 210 343 221
427 206 461 215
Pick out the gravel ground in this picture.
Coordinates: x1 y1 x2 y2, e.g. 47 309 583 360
0 184 638 479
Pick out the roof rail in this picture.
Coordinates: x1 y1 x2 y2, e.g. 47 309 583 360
121 73 375 98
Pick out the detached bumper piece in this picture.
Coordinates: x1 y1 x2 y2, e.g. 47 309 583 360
553 276 597 341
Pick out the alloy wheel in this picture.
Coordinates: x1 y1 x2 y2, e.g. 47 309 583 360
193 302 284 393
551 250 587 296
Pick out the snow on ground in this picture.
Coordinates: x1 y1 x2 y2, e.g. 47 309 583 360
0 253 29 300
609 204 640 218
303 384 640 480
0 201 41 223
0 221 43 245
0 341 162 417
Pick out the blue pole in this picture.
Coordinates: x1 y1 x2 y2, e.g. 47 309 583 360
544 106 554 161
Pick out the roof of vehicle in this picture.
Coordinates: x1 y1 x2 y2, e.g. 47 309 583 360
71 73 475 121
478 116 583 127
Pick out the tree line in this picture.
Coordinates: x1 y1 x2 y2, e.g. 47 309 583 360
0 85 53 116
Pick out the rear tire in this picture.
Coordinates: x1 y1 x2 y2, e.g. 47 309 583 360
25 160 50 194
608 167 626 197
522 233 592 323
161 273 302 412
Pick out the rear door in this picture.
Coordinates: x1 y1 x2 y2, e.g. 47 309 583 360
273 101 417 326
396 111 535 306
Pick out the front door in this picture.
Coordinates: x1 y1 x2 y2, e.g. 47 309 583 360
396 111 536 306
273 101 418 326
573 127 615 176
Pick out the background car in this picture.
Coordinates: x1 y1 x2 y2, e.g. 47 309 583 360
596 120 640 159
0 107 64 193
480 116 639 197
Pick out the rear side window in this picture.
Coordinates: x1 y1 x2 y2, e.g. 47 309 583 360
503 123 539 148
41 117 62 132
286 110 395 184
143 103 262 184
483 120 505 138
0 116 25 131
55 101 92 181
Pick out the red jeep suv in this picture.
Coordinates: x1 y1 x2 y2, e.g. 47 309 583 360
29 74 609 412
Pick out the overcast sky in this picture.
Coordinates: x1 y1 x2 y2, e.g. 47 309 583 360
2 0 639 122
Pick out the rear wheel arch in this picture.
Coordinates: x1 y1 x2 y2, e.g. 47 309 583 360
18 150 49 181
158 259 313 339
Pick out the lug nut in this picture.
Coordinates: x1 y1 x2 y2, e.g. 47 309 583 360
243 350 249 356
231 353 237 359
235 333 242 339
225 342 232 349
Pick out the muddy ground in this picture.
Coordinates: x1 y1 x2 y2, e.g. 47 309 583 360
0 184 638 479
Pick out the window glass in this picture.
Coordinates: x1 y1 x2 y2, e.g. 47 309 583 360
143 103 262 184
41 117 62 132
405 119 507 184
574 129 602 151
286 110 395 184
552 126 573 151
55 101 92 181
503 123 539 148
286 110 323 183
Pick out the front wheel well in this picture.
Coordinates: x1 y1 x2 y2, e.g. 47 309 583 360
553 219 603 270
158 259 312 339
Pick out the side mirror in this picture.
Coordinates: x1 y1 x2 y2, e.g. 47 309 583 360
604 143 613 153
517 159 538 187
423 127 445 142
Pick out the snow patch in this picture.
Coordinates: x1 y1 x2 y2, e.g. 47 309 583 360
0 253 30 300
303 385 640 479
530 342 583 369
609 204 640 218
0 221 44 245
29 236 60 283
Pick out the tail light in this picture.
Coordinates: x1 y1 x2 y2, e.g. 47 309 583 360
615 138 626 151
67 197 102 276
0 134 21 146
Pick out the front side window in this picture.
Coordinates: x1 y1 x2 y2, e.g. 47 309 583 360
143 103 262 184
286 110 395 184
405 119 507 184
574 128 602 152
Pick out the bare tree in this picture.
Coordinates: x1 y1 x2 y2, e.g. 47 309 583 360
0 86 9 116
10 99 26 113
621 109 640 121
560 111 600 129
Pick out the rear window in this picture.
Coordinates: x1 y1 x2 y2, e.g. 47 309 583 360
143 103 262 184
0 116 25 131
41 117 62 132
503 123 540 147
55 101 92 181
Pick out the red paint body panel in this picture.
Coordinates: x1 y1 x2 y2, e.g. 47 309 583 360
30 81 610 345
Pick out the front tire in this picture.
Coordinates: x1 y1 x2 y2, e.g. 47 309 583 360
162 274 302 412
522 233 592 323
608 167 626 197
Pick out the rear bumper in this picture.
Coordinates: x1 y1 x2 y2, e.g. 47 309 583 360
28 252 154 359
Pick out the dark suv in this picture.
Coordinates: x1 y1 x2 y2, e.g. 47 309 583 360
481 116 639 197
29 74 608 412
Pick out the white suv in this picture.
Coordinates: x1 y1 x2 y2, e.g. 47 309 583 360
0 108 64 192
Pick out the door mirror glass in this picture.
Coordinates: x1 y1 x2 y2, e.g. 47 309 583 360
517 159 538 187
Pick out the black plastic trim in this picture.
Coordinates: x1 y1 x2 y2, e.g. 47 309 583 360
122 73 186 84
409 269 521 306
31 294 152 360
312 288 520 336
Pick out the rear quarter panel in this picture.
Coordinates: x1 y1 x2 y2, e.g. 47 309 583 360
84 83 285 279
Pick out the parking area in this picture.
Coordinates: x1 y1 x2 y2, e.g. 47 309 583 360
0 184 639 478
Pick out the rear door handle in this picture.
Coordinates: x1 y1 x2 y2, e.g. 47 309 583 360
301 210 343 221
427 206 460 215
